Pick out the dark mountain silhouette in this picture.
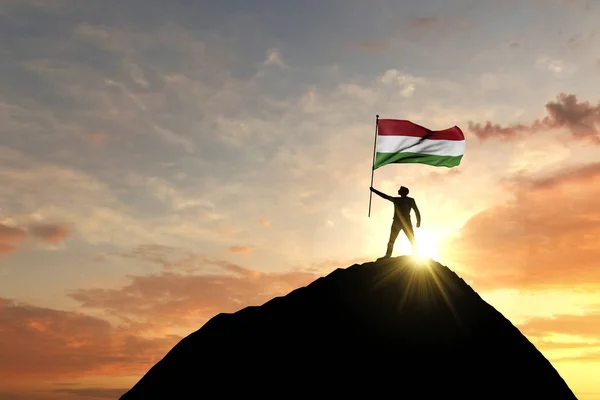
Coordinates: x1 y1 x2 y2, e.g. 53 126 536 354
120 256 576 399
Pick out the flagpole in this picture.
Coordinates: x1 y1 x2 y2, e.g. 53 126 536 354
368 114 379 217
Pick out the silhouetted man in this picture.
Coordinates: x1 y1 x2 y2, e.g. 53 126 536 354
370 186 421 258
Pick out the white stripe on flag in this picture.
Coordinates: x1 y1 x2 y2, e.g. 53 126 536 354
376 135 465 157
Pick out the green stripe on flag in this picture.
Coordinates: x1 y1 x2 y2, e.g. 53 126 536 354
374 152 463 169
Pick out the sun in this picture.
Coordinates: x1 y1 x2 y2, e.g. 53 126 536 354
396 229 440 260
364 216 442 261
415 229 440 259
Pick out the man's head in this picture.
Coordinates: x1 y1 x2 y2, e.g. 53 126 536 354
398 186 409 196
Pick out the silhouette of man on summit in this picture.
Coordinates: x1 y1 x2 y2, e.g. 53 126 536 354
370 186 421 258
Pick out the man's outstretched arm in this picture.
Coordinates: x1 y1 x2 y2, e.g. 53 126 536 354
412 199 421 227
370 187 393 201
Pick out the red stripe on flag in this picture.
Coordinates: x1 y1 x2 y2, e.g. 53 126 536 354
378 119 465 141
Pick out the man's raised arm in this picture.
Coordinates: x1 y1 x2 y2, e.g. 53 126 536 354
370 187 393 201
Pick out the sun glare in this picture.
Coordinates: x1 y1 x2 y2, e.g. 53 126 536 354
365 215 442 261
416 230 440 259
396 229 440 260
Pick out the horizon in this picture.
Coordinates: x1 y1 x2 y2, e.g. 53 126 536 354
1 0 600 399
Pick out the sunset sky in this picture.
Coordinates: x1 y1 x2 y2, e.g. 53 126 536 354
1 0 600 398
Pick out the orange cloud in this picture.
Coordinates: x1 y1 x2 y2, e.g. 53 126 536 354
259 218 271 227
0 222 72 256
67 259 318 331
29 223 71 243
441 162 600 290
86 132 109 145
119 244 200 272
0 298 178 383
302 257 372 274
0 224 27 256
0 242 19 255
0 386 131 400
0 251 329 396
517 311 600 362
228 245 253 254
0 224 27 241
52 388 128 399
468 93 600 144
519 311 600 339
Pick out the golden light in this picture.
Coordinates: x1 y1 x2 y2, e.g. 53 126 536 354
396 228 440 261
363 212 442 262
416 229 441 259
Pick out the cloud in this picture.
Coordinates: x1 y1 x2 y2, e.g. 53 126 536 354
174 64 468 241
535 57 576 77
351 41 389 53
400 14 474 39
516 311 600 363
1 0 598 395
52 388 128 399
0 222 71 256
0 242 19 255
0 392 31 400
118 244 202 272
554 351 600 362
72 22 110 39
67 258 319 332
4 21 230 156
0 297 178 383
441 162 600 290
0 388 125 400
259 218 271 227
264 48 286 67
149 122 196 154
0 224 27 240
410 16 440 28
0 3 478 265
0 224 27 256
66 249 370 339
228 245 253 254
0 244 352 389
301 257 372 274
519 311 600 339
127 63 149 88
566 31 598 49
0 0 65 13
468 93 600 144
124 173 214 212
0 147 238 251
533 340 600 350
28 223 71 243
85 132 109 146
519 161 600 189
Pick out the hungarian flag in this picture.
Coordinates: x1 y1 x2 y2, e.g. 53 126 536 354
374 119 465 169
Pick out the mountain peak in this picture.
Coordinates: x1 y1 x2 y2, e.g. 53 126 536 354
120 256 576 399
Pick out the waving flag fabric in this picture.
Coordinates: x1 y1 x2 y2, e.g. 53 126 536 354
374 119 465 169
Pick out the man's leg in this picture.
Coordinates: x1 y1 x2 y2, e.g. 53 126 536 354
403 223 417 254
385 225 400 257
